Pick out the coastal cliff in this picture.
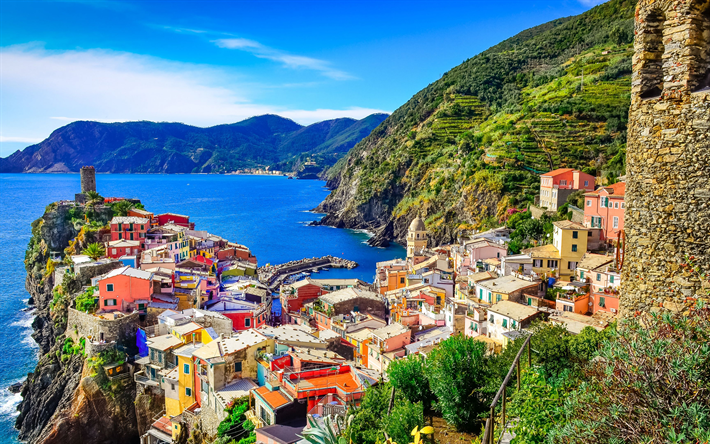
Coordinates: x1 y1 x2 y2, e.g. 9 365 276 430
16 202 149 444
316 0 636 246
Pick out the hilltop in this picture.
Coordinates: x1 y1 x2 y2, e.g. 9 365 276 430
0 113 388 176
316 0 636 246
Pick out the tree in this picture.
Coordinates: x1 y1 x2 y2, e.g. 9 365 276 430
426 334 490 432
550 305 710 443
83 242 106 261
386 354 434 409
568 326 606 362
110 199 136 217
529 322 571 378
84 190 104 206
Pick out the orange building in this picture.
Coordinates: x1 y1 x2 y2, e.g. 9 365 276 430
584 182 625 242
539 168 595 211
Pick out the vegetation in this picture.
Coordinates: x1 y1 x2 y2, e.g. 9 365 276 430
59 336 85 362
300 415 349 444
109 199 144 217
83 242 106 260
216 396 255 444
75 286 98 313
326 0 636 243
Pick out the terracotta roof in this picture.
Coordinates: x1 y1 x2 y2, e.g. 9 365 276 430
255 386 291 409
586 182 626 197
541 168 574 177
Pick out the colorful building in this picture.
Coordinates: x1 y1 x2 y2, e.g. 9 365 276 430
156 213 194 229
584 182 626 243
97 266 154 313
539 168 595 211
110 216 150 245
524 221 589 279
107 239 141 260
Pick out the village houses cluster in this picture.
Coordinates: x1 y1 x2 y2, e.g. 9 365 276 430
60 166 626 444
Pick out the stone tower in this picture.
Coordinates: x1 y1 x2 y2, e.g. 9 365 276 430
407 216 428 259
621 0 710 313
80 166 96 193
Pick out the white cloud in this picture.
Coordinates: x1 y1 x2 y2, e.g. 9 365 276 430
0 44 387 145
213 38 353 80
0 136 43 143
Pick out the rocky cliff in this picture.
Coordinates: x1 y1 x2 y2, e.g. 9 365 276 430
316 0 636 246
16 202 152 444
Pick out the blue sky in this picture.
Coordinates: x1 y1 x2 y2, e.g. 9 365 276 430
0 0 607 157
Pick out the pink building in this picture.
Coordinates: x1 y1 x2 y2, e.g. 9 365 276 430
97 266 154 313
584 182 625 243
110 216 150 247
107 240 141 259
539 168 595 211
367 323 411 373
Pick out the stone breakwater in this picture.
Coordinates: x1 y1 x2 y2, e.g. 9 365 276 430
258 256 358 288
621 0 710 315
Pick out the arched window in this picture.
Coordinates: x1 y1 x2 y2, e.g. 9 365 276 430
638 9 666 99
691 5 710 93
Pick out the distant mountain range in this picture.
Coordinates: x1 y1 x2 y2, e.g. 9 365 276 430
0 113 388 175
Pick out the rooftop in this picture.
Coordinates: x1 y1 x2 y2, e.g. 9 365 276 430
479 275 538 294
523 244 560 258
578 253 615 271
103 266 153 281
171 322 203 336
220 330 269 354
111 216 151 224
255 386 291 409
108 239 140 247
371 323 409 340
468 271 497 283
552 220 587 231
215 378 258 407
541 168 574 177
586 181 625 197
258 325 324 345
489 300 540 321
173 342 204 358
320 288 382 305
147 334 183 351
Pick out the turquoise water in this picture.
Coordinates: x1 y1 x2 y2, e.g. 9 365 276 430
0 173 405 442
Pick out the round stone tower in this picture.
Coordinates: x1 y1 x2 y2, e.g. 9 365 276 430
407 216 428 259
621 0 710 313
80 166 96 193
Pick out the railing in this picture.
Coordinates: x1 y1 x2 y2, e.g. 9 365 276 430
482 334 532 444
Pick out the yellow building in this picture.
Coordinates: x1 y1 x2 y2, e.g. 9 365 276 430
524 221 588 279
406 216 428 259
171 322 215 344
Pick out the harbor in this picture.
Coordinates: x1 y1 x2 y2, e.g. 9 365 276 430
258 255 358 291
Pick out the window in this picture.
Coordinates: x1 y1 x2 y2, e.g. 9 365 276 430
473 323 478 332
497 252 500 258
568 261 577 271
496 294 502 303
584 180 589 187
572 244 578 252
234 361 242 372
104 299 116 307
400 277 405 284
112 248 117 255
502 319 508 328
572 231 578 239
561 180 567 186
183 363 190 374
489 315 494 323
245 318 251 327
533 259 543 268
613 216 619 229
479 288 483 299
610 275 615 284
488 292 492 302
185 387 192 397
547 260 558 268
527 297 532 306
614 202 619 209
564 305 573 312
599 297 606 308
621 202 625 209
586 200 592 207
150 349 155 360
597 273 602 281
118 233 122 240
106 284 114 292
141 225 144 230
580 270 585 280
171 384 175 391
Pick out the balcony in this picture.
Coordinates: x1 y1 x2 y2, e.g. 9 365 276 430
134 370 160 388
245 409 265 429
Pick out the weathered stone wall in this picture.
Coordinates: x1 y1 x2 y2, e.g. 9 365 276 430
622 0 710 314
68 308 140 345
80 166 96 193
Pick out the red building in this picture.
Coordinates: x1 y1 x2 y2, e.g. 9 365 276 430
97 266 154 313
107 239 141 259
156 213 195 229
110 216 150 247
207 299 269 331
583 182 625 242
280 279 329 319
539 168 595 211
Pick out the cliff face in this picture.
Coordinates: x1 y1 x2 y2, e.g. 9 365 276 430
16 203 150 444
316 0 636 246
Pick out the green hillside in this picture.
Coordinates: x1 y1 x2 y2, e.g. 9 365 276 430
317 0 635 245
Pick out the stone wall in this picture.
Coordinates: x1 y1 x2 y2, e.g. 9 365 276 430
68 307 140 345
622 0 710 314
529 204 555 220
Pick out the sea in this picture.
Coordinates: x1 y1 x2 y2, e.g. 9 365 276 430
0 173 405 442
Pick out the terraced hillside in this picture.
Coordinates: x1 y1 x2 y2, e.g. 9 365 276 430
317 0 635 246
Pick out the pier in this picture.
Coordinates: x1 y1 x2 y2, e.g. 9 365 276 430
258 255 358 291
